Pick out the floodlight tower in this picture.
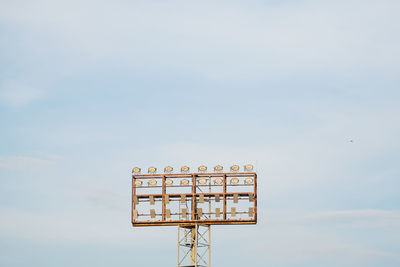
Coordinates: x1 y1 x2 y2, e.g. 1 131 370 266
131 164 257 267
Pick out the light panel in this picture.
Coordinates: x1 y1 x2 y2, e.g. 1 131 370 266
230 165 240 172
216 208 221 217
166 209 171 218
164 166 173 173
148 179 157 186
148 167 157 173
244 178 254 184
230 178 239 184
132 167 141 173
181 179 190 185
198 165 207 172
198 178 207 185
214 178 223 185
181 166 190 172
244 164 254 171
214 165 223 172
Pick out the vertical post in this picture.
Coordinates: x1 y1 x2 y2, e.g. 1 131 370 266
132 175 135 223
191 224 197 266
192 174 196 221
208 177 211 220
223 174 227 220
208 225 211 267
254 173 257 222
177 225 180 267
162 175 166 220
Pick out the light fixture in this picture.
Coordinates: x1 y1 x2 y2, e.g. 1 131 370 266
244 178 254 184
198 165 207 172
164 166 173 173
148 167 157 173
148 179 157 186
132 167 141 173
230 178 239 184
230 165 240 172
214 178 223 185
198 178 207 185
165 179 173 185
134 180 142 186
244 164 254 172
214 165 223 172
181 166 190 173
181 179 190 185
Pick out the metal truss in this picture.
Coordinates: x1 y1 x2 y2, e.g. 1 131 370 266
177 224 210 267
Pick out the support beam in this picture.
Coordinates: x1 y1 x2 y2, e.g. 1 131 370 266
177 224 210 267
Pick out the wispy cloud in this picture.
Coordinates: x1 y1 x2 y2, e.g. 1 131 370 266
0 80 43 108
220 209 400 265
0 0 399 77
299 210 400 228
0 155 57 171
0 206 172 246
263 209 400 228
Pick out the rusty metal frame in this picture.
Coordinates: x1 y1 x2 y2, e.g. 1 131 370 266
132 172 257 226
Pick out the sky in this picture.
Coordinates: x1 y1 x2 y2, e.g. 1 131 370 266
0 0 399 266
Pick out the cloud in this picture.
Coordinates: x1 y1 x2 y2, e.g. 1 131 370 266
248 229 398 265
0 80 43 107
0 0 399 78
0 205 173 246
78 188 125 210
261 210 400 229
0 155 57 171
299 210 400 228
218 209 400 265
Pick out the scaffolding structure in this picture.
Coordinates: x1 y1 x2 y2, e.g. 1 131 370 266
177 224 210 267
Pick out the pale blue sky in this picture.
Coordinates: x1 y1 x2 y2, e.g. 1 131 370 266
0 0 399 266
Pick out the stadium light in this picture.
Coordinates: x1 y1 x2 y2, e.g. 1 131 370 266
131 164 257 267
198 178 207 185
214 165 223 172
230 178 239 184
230 165 240 172
181 179 190 185
198 165 207 172
214 178 223 185
245 178 254 184
164 166 173 173
148 179 157 186
148 167 157 173
181 166 190 173
244 164 254 172
132 167 141 173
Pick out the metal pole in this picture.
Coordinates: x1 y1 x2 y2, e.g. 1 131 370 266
177 224 210 267
191 225 197 266
208 225 211 267
177 225 180 267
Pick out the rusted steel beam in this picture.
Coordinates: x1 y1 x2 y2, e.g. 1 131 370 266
132 220 257 227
